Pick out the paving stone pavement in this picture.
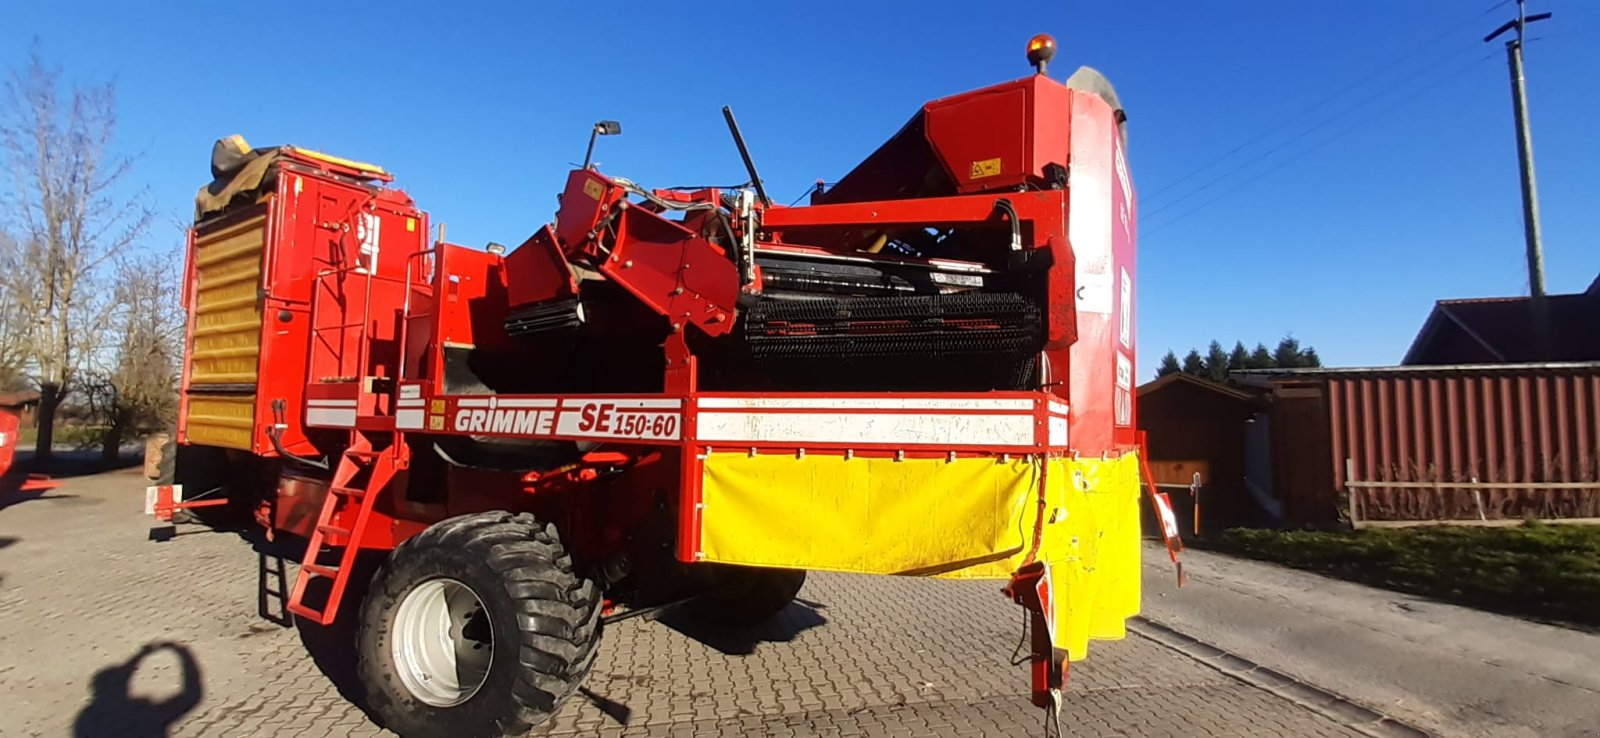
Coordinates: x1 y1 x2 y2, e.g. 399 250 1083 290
1 464 1370 737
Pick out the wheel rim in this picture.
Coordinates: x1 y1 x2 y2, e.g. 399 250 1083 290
392 578 494 707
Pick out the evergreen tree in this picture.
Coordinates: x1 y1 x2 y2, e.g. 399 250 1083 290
1156 351 1181 378
1274 336 1304 368
1249 343 1275 369
1161 338 1323 377
1204 340 1231 382
1228 341 1249 371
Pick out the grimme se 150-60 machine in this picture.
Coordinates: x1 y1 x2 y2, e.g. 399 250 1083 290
149 35 1183 736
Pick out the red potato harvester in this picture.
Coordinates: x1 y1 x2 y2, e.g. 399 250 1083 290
149 35 1183 737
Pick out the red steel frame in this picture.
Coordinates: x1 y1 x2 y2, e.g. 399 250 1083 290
366 383 1076 563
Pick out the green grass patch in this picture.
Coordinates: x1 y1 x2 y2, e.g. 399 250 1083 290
12 424 109 448
1210 522 1600 628
54 424 110 447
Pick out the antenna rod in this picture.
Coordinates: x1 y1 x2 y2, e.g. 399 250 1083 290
721 106 772 207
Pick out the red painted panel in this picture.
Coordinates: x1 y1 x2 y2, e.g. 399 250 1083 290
502 225 577 309
1066 87 1136 454
0 411 17 478
925 85 1030 193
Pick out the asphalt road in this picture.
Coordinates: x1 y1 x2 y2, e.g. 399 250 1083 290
1140 546 1600 738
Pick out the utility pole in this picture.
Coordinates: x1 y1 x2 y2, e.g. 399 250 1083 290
1485 0 1552 356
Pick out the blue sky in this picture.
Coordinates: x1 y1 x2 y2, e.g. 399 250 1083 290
4 1 1596 373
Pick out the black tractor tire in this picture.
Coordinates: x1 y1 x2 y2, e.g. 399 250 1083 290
357 511 601 738
150 434 200 525
152 435 254 527
689 566 807 626
151 433 177 484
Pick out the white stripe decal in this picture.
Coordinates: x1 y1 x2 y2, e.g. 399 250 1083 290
1048 400 1069 417
560 398 682 410
306 399 358 407
396 409 425 429
396 399 425 408
306 408 357 427
457 398 491 408
695 412 1033 446
495 398 559 408
696 397 1035 411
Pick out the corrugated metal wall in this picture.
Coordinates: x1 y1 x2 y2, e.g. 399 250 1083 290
1274 365 1600 525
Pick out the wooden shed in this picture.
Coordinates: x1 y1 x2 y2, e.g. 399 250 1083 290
1136 373 1272 535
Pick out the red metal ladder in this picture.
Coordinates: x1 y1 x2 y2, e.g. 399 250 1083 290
286 431 396 625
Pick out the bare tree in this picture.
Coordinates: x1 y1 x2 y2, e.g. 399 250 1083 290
1 43 151 460
87 251 184 461
0 232 33 391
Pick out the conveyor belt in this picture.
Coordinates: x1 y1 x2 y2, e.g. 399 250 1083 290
743 292 1042 362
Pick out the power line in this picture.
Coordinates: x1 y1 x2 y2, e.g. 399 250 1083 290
1141 51 1498 241
1525 26 1599 43
1142 0 1512 206
1138 42 1490 226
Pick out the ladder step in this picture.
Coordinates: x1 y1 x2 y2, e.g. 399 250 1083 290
287 434 397 628
302 563 339 578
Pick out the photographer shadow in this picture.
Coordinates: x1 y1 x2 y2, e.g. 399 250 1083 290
73 641 203 738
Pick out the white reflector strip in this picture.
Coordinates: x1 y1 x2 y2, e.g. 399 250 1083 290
396 398 425 408
1048 416 1068 447
306 408 357 427
695 412 1033 446
696 397 1035 411
144 484 184 515
496 398 558 408
560 398 682 410
396 409 425 429
306 399 358 407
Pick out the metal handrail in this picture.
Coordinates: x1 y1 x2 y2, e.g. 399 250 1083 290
397 244 439 381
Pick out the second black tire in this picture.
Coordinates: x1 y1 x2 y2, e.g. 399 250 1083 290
689 565 807 626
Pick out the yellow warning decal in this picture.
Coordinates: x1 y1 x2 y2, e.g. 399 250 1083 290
970 157 1002 179
583 179 606 201
406 217 417 232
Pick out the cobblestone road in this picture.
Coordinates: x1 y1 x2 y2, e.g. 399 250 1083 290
1 465 1375 737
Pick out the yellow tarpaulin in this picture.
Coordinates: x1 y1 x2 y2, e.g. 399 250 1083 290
699 451 1143 660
